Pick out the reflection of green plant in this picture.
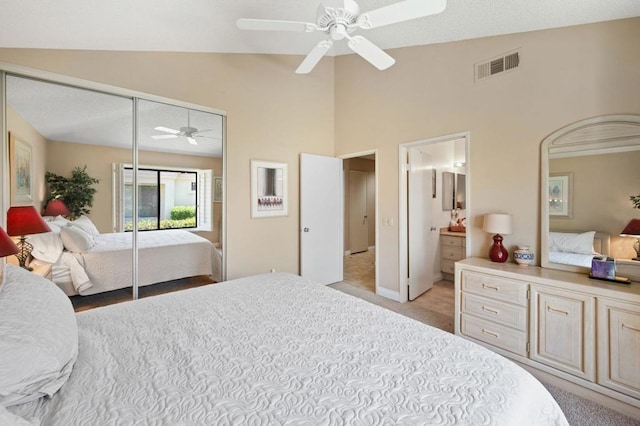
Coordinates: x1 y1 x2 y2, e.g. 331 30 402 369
45 166 100 219
170 206 196 220
124 217 196 231
631 195 640 209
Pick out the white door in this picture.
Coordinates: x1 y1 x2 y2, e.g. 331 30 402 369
349 170 368 254
408 147 434 300
300 153 344 285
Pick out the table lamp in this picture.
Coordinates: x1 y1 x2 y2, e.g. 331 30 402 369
620 219 640 260
43 199 71 217
0 225 19 258
6 206 51 270
483 213 512 263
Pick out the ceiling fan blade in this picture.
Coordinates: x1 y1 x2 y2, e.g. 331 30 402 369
186 137 198 145
296 40 333 74
357 0 446 30
348 36 395 70
237 19 317 33
154 126 180 134
151 134 179 140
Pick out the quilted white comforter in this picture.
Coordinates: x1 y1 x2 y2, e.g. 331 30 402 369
10 273 568 425
55 229 215 296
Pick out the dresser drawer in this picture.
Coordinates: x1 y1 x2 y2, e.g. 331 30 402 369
461 313 528 356
441 236 464 247
442 259 456 274
461 271 528 306
461 293 527 331
442 246 464 261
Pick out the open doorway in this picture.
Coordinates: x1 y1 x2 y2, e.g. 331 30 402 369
399 133 469 304
341 152 377 294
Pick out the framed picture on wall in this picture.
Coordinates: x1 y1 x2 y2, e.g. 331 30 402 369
251 160 288 218
214 176 223 203
549 172 573 218
9 132 33 206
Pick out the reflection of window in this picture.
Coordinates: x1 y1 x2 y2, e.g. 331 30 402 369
113 164 212 232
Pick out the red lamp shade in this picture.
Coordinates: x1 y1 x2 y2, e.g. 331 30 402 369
43 199 71 217
621 219 640 236
0 226 19 258
7 206 51 237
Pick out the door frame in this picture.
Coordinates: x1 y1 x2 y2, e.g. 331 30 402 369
399 132 471 303
339 149 379 296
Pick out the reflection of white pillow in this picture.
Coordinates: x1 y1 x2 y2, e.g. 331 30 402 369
27 232 64 263
72 215 100 237
0 264 78 407
0 404 36 425
549 231 596 255
60 225 95 253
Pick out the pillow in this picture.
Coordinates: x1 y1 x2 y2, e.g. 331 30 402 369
52 215 71 227
548 231 596 255
26 232 64 263
0 404 39 425
72 215 100 237
60 225 95 253
0 264 78 407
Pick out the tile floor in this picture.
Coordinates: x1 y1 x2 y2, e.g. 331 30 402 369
341 248 455 318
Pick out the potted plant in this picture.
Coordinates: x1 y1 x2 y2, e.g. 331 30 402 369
45 165 100 220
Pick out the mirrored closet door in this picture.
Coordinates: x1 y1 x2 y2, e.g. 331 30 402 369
2 69 225 305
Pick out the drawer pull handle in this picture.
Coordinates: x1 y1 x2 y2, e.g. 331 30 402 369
482 306 499 314
547 306 569 316
482 329 499 338
482 284 500 291
622 323 640 333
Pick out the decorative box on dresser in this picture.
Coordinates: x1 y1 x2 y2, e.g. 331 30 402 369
440 228 466 281
455 258 640 420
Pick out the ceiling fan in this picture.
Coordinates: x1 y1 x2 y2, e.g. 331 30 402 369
151 110 212 145
237 0 446 74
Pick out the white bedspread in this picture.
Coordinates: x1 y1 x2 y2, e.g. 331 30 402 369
56 229 214 296
9 273 568 425
549 250 595 268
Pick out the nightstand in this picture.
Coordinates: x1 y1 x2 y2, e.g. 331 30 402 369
6 256 53 279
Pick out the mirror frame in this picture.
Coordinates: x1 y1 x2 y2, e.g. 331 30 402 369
541 114 640 273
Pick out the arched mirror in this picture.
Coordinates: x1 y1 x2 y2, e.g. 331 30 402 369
541 115 640 280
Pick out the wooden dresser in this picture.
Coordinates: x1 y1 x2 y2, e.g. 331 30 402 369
440 229 466 281
455 258 640 419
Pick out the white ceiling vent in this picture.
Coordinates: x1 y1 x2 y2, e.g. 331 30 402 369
475 50 520 82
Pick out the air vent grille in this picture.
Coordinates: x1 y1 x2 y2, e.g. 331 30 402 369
475 50 520 82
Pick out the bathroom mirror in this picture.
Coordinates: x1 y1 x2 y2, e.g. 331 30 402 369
442 171 466 210
541 115 640 276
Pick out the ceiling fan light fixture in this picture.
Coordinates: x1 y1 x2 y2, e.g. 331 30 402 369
237 0 447 74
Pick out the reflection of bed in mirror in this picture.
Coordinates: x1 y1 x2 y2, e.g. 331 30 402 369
547 230 610 268
29 216 221 296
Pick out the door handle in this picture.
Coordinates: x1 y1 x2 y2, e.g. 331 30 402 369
363 215 368 225
430 226 437 231
303 228 309 232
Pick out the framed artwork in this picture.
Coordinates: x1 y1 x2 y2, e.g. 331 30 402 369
251 160 288 218
9 133 33 206
214 176 223 203
549 173 573 218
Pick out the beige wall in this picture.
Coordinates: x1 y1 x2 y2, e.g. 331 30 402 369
550 151 640 259
335 18 640 292
7 106 47 211
1 17 639 291
0 50 335 279
46 140 223 243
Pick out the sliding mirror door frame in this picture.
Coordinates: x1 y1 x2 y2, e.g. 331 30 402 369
0 62 226 300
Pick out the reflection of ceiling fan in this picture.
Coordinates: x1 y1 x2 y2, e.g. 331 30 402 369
237 0 446 74
151 110 212 145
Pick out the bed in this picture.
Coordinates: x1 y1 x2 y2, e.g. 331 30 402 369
548 230 610 267
1 265 569 425
28 215 220 296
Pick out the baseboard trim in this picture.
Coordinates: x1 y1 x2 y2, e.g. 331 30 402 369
376 287 401 302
